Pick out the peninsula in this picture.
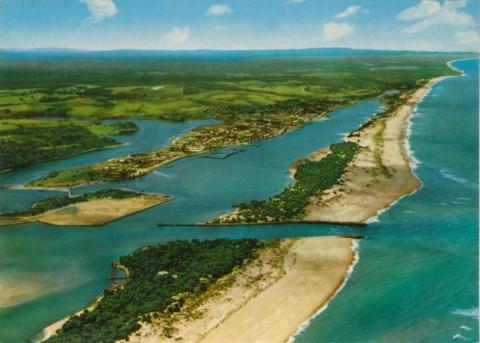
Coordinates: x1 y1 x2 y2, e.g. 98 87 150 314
7 55 458 189
39 236 357 343
0 189 171 226
207 76 447 225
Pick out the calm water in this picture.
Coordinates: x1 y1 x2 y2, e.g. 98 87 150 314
294 59 479 343
0 59 477 343
0 119 217 212
0 98 379 342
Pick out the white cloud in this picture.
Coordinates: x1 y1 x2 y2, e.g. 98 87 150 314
397 0 474 33
397 0 441 21
206 4 232 16
335 5 362 19
80 0 117 23
321 21 353 41
165 26 190 44
287 0 304 4
456 30 480 49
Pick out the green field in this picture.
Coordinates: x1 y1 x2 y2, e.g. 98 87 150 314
0 55 460 121
0 52 466 182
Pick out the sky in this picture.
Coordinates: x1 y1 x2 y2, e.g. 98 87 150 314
0 0 479 52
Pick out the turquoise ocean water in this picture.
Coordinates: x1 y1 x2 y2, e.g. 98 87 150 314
0 59 477 342
294 59 479 343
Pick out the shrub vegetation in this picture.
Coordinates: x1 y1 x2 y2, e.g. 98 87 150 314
46 239 262 343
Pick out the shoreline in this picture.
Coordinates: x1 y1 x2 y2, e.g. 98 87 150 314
34 295 105 343
287 239 360 342
203 76 447 227
119 236 358 343
0 193 172 227
197 236 358 343
364 75 448 224
157 220 366 228
303 76 446 224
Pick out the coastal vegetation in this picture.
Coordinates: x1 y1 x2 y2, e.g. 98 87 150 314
0 119 137 172
27 99 340 188
0 55 459 121
2 54 461 187
209 142 359 224
1 189 141 217
45 239 263 343
0 188 171 227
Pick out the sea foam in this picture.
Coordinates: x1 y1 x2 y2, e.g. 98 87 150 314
440 169 468 184
451 308 479 319
367 76 446 224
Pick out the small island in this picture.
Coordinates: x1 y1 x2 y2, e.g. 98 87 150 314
0 189 171 226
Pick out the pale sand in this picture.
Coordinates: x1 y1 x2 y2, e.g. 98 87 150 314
0 271 80 310
200 236 355 343
122 236 356 343
37 295 104 342
0 279 54 309
0 195 170 227
304 78 445 224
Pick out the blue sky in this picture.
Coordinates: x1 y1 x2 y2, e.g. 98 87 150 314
1 0 479 51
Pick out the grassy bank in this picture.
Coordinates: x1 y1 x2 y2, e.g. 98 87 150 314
45 239 263 343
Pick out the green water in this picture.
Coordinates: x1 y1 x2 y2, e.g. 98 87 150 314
0 59 478 343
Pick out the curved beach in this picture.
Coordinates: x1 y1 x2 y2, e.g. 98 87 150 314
119 236 357 343
199 236 357 343
304 77 445 224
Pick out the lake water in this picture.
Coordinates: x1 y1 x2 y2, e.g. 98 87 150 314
0 59 477 343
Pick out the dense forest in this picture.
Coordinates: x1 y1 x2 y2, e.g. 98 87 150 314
46 239 263 343
0 120 138 172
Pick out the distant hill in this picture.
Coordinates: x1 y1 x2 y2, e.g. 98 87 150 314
0 47 475 61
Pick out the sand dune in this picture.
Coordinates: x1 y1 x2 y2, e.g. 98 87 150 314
304 78 444 224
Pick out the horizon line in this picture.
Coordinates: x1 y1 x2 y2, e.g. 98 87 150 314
0 46 477 54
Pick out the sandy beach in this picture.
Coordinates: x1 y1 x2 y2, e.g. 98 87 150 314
119 236 357 343
0 194 171 227
37 295 105 343
304 77 445 224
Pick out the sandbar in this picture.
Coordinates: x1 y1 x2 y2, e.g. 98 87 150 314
0 194 171 227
